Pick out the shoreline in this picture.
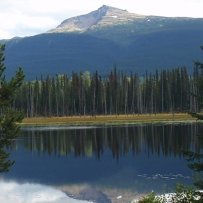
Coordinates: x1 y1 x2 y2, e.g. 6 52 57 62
21 113 197 126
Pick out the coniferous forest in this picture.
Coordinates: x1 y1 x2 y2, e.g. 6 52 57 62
13 66 201 117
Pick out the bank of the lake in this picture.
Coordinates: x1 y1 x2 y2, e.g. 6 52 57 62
21 113 196 125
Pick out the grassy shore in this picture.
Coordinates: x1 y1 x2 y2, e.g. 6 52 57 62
21 113 196 126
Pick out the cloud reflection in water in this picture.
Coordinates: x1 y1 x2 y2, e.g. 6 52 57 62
0 180 93 203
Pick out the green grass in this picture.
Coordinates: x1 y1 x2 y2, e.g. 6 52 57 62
21 113 196 126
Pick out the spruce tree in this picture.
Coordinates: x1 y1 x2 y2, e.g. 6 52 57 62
0 44 25 172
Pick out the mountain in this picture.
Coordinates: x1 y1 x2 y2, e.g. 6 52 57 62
49 5 145 33
2 5 203 79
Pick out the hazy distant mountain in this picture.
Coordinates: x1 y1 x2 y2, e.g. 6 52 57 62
2 5 203 79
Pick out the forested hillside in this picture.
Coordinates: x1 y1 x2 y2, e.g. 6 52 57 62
3 16 203 79
14 67 199 117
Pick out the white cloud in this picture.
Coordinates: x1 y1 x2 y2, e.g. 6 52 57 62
0 180 93 203
103 0 203 17
0 0 101 39
0 0 203 39
0 30 13 39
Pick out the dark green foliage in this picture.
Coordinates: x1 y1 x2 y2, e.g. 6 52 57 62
0 44 25 172
14 67 193 116
138 192 162 203
138 185 203 203
188 112 203 120
170 184 203 203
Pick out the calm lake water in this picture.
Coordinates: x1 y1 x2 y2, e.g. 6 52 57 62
1 123 202 203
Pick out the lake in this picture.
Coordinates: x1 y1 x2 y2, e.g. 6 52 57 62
0 123 201 203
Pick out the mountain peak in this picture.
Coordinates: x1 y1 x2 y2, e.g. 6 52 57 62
49 5 145 33
97 5 123 12
98 5 110 11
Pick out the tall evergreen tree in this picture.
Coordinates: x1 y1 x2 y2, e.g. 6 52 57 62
0 44 25 172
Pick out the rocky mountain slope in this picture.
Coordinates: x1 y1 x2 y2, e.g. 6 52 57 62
49 5 145 33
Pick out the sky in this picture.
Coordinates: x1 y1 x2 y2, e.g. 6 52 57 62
1 0 203 39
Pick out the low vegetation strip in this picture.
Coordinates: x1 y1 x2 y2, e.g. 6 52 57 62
21 113 196 125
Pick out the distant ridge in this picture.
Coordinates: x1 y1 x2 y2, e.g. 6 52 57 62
3 5 203 79
48 5 145 33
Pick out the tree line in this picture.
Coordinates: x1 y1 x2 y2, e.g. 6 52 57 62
13 66 201 117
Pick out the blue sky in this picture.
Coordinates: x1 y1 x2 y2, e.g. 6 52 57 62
1 0 203 39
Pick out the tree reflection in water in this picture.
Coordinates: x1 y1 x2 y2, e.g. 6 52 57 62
0 147 13 172
0 132 18 172
16 123 201 160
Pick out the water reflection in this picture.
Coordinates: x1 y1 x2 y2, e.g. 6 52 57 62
0 133 16 173
0 148 14 172
0 180 93 203
15 123 200 159
4 123 201 201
